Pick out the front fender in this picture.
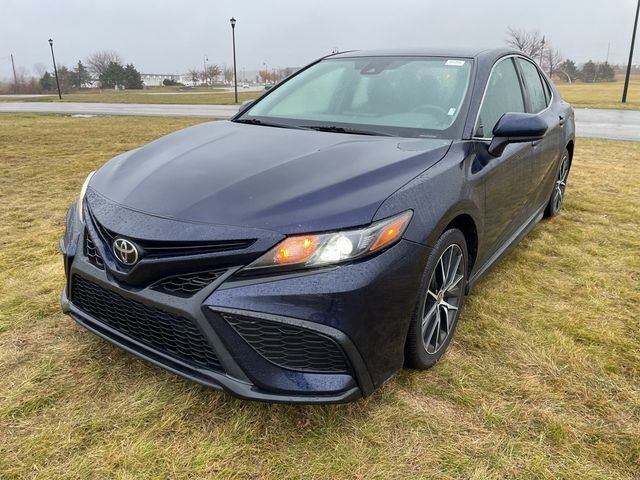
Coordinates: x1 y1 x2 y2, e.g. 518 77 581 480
373 142 483 248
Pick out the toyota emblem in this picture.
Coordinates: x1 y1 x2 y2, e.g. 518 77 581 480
112 238 139 266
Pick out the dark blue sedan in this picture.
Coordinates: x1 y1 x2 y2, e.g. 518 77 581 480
60 48 575 403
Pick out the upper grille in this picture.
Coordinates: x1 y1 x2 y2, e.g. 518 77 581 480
87 207 254 258
71 275 222 372
84 231 104 270
221 313 349 374
151 269 227 297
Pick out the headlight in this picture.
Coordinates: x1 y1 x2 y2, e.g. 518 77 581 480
245 210 413 271
77 171 96 224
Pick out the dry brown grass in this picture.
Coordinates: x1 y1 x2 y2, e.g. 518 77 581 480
0 114 639 479
556 80 640 110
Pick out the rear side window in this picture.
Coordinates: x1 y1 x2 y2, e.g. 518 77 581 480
517 58 549 113
476 58 525 138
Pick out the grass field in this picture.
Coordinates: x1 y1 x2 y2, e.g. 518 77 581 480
556 80 640 110
0 89 263 105
1 114 639 479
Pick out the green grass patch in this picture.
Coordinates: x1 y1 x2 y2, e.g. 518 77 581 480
0 89 263 105
0 113 639 479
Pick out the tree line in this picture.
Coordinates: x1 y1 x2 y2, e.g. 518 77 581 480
38 50 144 93
506 27 616 83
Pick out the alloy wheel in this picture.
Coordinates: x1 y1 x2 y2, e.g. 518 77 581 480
421 244 465 354
552 153 569 213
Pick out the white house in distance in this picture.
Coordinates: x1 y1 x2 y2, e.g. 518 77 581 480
140 73 183 87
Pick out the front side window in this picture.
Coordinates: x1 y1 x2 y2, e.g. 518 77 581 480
241 56 473 138
476 58 525 138
518 58 549 113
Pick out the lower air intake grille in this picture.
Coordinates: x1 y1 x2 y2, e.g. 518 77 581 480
84 232 104 270
71 275 222 372
152 270 226 297
221 313 349 373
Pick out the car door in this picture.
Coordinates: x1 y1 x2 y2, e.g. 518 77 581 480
472 57 535 261
516 57 563 211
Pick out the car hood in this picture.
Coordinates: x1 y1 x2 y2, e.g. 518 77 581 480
90 120 451 234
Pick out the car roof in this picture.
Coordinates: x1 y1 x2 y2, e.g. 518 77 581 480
329 47 524 63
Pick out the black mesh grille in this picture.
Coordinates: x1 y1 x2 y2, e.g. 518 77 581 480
71 275 222 372
221 313 349 373
152 270 226 297
84 232 104 270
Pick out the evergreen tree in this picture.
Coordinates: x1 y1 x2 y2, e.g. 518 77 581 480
598 62 615 82
558 59 579 83
72 61 91 89
123 64 144 89
580 61 597 83
99 61 126 89
39 72 55 91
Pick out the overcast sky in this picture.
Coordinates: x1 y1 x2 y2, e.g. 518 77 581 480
1 0 638 79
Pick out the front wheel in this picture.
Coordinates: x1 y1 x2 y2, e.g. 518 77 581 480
545 149 571 218
405 229 468 369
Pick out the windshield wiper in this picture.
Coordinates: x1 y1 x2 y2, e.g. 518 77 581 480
303 125 394 137
233 118 307 130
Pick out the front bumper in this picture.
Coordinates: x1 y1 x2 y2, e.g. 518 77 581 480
61 207 429 404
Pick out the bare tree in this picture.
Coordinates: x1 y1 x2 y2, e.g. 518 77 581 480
187 68 200 86
86 50 122 78
505 27 546 59
32 63 47 77
202 64 221 87
545 48 564 78
223 66 234 84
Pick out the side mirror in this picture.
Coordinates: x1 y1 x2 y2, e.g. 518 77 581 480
488 113 548 157
238 99 254 113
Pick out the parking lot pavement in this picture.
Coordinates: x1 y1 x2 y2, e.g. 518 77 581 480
1 102 638 141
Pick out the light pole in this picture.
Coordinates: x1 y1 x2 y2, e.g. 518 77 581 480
48 38 62 100
203 55 208 87
623 0 640 103
539 36 546 71
230 17 238 103
263 61 268 85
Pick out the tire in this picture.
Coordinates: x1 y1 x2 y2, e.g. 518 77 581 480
405 228 468 369
544 148 571 218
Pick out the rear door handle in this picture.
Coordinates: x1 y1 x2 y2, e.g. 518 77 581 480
559 115 566 127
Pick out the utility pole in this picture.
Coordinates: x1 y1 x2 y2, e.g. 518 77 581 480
622 0 640 103
10 54 18 94
48 38 62 100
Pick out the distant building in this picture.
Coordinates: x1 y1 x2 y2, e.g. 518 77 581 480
140 73 181 87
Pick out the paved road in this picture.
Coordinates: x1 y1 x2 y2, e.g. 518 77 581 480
1 102 638 141
573 109 640 141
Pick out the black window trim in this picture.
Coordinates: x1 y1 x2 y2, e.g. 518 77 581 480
472 54 554 141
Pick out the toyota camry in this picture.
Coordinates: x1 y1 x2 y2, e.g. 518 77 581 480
60 48 575 403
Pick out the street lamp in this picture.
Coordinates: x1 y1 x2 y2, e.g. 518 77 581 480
48 38 62 100
230 17 238 103
263 61 268 85
622 0 640 103
203 55 208 87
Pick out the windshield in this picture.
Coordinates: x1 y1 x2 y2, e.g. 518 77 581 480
239 56 473 138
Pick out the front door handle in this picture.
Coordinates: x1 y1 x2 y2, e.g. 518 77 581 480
559 115 566 127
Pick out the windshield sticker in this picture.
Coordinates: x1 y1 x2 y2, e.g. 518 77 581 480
448 108 457 116
445 60 466 66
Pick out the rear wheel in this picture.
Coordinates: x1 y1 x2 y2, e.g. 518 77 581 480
545 149 570 218
405 229 468 369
